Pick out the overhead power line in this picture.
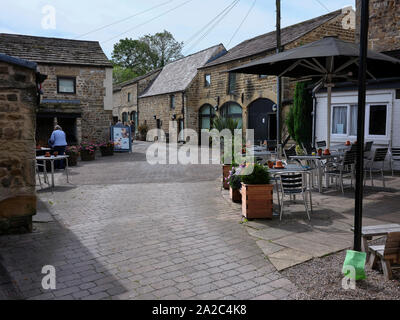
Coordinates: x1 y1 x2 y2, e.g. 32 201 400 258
75 0 175 39
101 0 195 44
314 0 330 12
227 0 256 48
183 0 239 48
184 0 240 54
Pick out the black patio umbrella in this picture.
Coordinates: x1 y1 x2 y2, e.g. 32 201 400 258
228 36 400 147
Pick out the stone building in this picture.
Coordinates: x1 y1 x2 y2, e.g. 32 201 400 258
112 69 161 131
138 44 226 141
196 7 356 144
0 54 43 234
0 33 113 145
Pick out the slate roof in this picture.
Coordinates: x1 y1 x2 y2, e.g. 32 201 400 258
0 33 112 67
0 53 37 70
113 68 162 92
140 44 224 98
203 8 349 68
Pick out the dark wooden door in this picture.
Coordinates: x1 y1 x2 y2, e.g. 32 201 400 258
248 98 275 144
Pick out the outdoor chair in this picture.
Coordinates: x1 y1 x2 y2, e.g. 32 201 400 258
316 141 326 149
301 142 315 155
368 232 400 280
390 147 400 176
364 148 388 187
277 172 312 221
325 150 356 194
364 141 374 160
283 145 297 163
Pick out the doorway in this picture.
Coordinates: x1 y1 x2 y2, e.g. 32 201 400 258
248 98 276 144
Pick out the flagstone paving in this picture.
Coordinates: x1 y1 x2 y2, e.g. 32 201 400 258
0 142 297 300
224 172 400 271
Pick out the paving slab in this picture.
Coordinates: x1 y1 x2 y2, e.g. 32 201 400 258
268 248 313 271
256 240 285 256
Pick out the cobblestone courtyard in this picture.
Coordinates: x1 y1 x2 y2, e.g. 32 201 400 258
0 142 295 300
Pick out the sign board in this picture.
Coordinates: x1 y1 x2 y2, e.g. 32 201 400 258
111 124 132 152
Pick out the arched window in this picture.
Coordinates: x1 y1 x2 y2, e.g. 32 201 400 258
199 104 216 130
220 102 243 128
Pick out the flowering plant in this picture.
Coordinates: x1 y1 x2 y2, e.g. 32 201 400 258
66 145 79 156
79 142 97 154
98 141 115 149
226 166 242 190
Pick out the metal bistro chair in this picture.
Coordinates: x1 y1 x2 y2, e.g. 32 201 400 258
284 145 297 163
364 148 389 187
277 172 312 221
316 141 327 149
325 150 356 194
390 147 400 176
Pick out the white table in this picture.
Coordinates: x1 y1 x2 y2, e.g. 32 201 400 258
36 155 70 188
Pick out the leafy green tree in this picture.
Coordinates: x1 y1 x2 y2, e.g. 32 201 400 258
111 30 183 83
112 65 138 84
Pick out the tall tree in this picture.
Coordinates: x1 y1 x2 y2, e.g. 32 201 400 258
140 30 184 68
111 30 183 84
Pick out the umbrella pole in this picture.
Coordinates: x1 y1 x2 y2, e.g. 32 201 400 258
354 0 369 252
326 84 332 149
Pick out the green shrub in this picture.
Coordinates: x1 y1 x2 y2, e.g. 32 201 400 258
240 163 271 185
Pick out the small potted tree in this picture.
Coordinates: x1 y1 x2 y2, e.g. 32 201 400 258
240 163 273 219
227 167 242 203
99 141 114 156
79 142 96 161
65 146 79 166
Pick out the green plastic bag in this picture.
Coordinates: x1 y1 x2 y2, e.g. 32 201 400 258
342 250 367 280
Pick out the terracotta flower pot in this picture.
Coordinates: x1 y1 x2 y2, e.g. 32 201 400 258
222 165 231 190
230 187 242 203
241 184 273 219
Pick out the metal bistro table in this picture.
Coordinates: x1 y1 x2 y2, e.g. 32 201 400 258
290 152 343 193
248 147 278 162
36 155 70 188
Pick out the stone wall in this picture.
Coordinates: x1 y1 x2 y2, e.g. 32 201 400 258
38 64 113 144
0 61 37 234
135 9 355 141
356 0 400 52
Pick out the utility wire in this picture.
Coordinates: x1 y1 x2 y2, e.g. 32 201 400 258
101 0 195 44
182 0 239 48
226 0 256 48
184 0 240 54
75 0 175 39
314 0 330 12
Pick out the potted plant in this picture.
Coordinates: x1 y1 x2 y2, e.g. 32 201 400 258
66 146 79 166
138 124 148 141
239 163 273 219
79 142 96 161
227 167 242 203
98 141 114 156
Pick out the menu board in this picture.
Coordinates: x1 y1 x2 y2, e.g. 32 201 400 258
111 124 131 152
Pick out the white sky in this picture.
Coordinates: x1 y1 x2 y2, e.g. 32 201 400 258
0 0 355 58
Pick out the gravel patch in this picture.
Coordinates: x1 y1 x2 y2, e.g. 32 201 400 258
281 239 400 300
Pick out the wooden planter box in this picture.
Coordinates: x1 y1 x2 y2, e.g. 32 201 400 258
222 165 231 190
241 184 273 219
81 151 95 161
230 187 242 203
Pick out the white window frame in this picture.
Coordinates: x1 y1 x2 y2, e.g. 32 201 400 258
331 102 390 141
